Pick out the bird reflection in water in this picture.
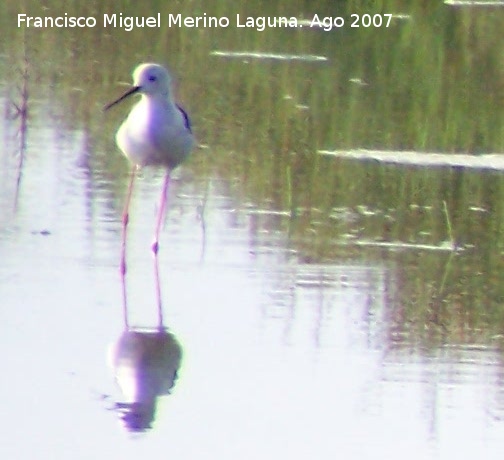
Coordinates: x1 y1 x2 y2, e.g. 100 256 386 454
108 244 182 432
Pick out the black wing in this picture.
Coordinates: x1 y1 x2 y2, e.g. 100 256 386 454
177 104 192 133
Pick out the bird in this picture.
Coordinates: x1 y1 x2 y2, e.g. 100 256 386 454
104 63 194 275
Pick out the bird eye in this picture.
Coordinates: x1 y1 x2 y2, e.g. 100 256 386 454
148 75 157 82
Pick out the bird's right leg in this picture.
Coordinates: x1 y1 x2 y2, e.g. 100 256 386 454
121 165 137 276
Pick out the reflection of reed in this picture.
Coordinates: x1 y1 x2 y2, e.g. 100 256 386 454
197 175 210 263
11 36 29 212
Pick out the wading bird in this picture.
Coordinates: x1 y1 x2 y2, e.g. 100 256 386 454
104 63 194 275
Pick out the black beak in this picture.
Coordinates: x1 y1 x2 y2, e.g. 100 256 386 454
103 86 141 111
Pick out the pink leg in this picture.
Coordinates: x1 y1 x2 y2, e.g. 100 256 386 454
121 165 137 276
153 247 164 330
151 169 171 257
151 169 171 255
121 273 130 330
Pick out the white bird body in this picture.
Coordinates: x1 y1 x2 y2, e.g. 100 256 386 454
116 96 192 169
108 63 194 169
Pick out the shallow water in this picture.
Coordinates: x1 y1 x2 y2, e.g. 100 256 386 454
1 102 504 460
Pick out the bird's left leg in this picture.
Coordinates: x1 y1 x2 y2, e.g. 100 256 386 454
152 169 171 255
